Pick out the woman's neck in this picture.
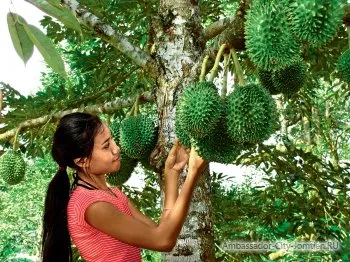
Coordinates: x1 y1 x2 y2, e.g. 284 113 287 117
77 171 108 190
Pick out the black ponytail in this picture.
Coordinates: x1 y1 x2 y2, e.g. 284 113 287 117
42 169 72 262
41 112 102 261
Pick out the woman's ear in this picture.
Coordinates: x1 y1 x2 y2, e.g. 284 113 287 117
74 157 89 168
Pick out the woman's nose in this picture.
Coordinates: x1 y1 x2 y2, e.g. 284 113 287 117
112 141 120 155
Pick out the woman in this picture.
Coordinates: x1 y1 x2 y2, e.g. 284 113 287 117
41 112 207 262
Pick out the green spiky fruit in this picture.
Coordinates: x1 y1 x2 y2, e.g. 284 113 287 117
0 150 26 185
337 49 350 84
227 83 277 144
120 115 157 159
245 0 300 71
176 82 222 139
258 70 281 95
110 120 121 144
175 118 191 148
106 151 137 186
287 0 344 47
192 100 244 163
272 59 307 95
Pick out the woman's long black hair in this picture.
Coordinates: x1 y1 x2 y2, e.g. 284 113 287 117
41 112 102 262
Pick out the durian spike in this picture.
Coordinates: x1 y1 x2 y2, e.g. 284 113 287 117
221 53 230 98
209 43 227 82
13 126 22 151
199 55 209 82
230 48 245 86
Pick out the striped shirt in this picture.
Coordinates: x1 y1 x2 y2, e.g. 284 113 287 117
67 187 141 262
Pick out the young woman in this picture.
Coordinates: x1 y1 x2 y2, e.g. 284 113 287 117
41 112 207 262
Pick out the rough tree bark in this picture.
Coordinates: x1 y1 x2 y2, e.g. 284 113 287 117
150 1 215 260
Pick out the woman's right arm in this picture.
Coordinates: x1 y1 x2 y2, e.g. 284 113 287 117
85 148 207 252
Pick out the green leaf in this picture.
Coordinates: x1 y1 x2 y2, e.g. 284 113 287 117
31 0 82 34
23 24 67 79
7 13 34 64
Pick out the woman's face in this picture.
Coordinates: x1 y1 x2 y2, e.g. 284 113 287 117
86 123 121 176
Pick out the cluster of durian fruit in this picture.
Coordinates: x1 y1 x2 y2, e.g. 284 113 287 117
175 81 277 164
0 150 26 185
106 114 158 186
245 0 349 93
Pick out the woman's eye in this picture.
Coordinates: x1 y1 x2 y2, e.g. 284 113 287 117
104 144 110 149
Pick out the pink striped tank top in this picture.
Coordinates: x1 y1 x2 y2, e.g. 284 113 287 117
67 186 141 262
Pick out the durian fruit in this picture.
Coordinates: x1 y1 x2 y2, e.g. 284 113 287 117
174 118 191 148
120 114 157 159
110 120 121 144
227 83 277 144
175 81 222 139
258 70 281 95
0 150 26 185
191 99 244 164
337 49 350 84
106 151 137 186
272 59 307 95
245 0 300 71
287 0 344 47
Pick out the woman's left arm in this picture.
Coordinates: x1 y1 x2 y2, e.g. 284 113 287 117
128 199 158 228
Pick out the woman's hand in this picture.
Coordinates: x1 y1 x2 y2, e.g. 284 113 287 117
164 140 189 173
188 146 208 176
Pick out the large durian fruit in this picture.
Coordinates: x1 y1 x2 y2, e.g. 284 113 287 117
0 150 26 185
175 82 222 139
258 59 307 96
174 117 191 148
119 114 157 159
245 0 300 71
110 119 121 143
191 99 245 164
106 151 138 186
227 83 277 144
337 49 350 84
257 70 280 95
287 0 344 47
106 120 138 186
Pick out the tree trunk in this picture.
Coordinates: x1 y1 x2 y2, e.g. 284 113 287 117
151 0 215 260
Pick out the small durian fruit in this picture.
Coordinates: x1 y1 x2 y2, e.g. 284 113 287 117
258 69 281 95
272 59 307 95
176 81 222 139
106 151 137 186
110 120 121 144
0 150 26 185
192 100 244 163
120 114 157 159
337 49 350 84
287 0 344 47
227 83 277 144
245 0 300 71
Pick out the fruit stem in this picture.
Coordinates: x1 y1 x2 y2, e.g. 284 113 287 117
199 55 209 82
13 126 21 151
133 95 140 116
230 48 245 86
222 53 230 98
209 43 227 82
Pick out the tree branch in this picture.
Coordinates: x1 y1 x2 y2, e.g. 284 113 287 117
203 15 237 41
0 92 154 141
24 0 155 71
